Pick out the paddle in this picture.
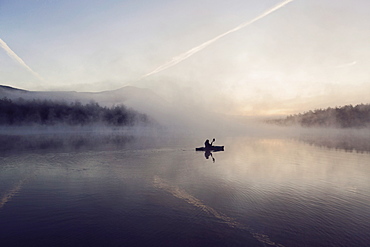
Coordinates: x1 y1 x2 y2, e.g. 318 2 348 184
211 138 215 145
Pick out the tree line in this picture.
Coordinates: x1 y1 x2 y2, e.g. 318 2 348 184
268 104 370 128
0 98 151 126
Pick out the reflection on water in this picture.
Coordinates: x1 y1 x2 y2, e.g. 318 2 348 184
296 128 370 153
0 133 369 246
0 179 26 210
0 132 135 155
204 150 215 162
153 176 284 246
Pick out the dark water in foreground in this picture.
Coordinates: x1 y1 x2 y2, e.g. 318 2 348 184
0 132 369 247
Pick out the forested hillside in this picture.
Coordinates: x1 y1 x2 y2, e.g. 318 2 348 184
0 98 151 126
268 104 370 128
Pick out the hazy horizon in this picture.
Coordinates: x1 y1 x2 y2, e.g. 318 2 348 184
1 0 369 116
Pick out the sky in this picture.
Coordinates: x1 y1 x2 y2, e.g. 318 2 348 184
1 0 369 116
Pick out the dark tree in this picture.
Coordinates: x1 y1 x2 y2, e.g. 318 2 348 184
0 98 151 127
267 104 370 128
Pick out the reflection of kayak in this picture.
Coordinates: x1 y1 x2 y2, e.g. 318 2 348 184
195 146 224 151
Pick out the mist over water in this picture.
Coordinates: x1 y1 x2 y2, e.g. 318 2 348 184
0 124 369 246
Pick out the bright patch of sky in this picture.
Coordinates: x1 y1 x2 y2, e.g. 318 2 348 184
1 0 369 115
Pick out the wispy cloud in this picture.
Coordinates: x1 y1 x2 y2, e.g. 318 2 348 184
140 0 295 79
0 38 46 82
334 61 357 68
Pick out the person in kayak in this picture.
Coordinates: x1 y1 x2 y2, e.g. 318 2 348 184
204 139 215 148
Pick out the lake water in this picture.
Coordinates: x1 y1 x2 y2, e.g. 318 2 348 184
0 131 369 247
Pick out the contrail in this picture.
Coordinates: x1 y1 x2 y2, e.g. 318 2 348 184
140 0 295 79
0 38 46 82
334 61 357 68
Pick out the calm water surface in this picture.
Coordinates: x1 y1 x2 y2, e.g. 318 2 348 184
0 133 369 247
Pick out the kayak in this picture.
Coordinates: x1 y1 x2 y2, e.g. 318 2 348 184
195 146 224 151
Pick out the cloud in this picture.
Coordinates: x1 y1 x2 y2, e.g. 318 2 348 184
334 61 357 68
0 38 46 83
140 0 295 79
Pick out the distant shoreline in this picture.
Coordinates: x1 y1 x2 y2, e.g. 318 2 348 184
266 103 370 129
0 98 152 127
